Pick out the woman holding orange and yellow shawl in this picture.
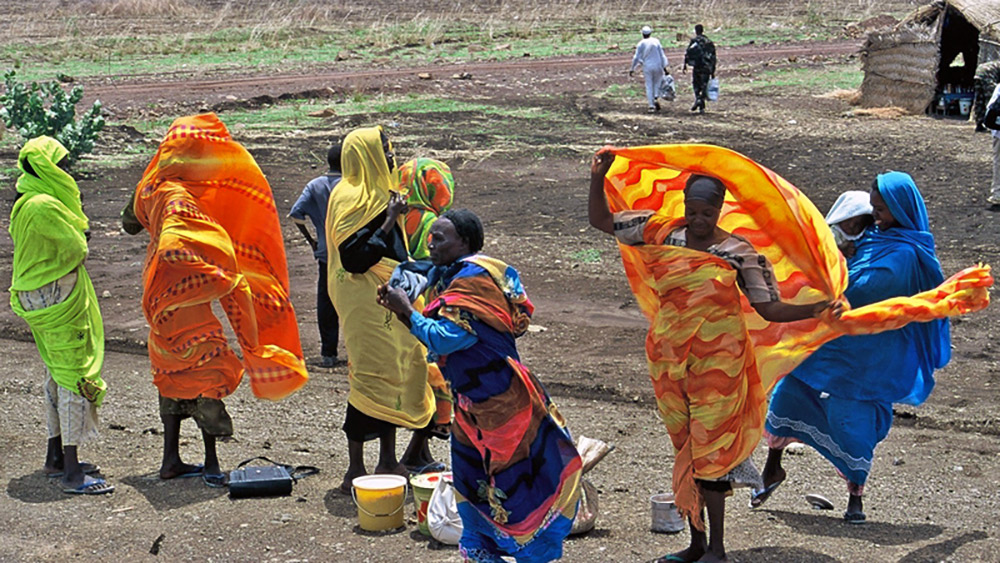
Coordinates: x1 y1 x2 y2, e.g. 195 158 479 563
326 127 436 490
589 150 835 563
125 113 308 487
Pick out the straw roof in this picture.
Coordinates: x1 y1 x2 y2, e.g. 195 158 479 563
901 0 1000 39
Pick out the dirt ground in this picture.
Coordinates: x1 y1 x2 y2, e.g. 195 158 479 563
1 26 999 563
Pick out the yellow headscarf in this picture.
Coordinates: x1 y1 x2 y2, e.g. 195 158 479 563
327 126 398 247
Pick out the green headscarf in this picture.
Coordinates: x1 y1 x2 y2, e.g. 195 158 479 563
15 136 88 230
10 137 89 292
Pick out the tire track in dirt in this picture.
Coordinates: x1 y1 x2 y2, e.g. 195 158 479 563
85 39 861 107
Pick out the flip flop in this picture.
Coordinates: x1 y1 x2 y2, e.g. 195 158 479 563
63 478 114 495
653 554 688 563
203 472 228 488
805 493 834 510
428 424 451 440
160 464 205 480
749 478 784 508
405 461 446 475
844 510 867 524
46 462 101 478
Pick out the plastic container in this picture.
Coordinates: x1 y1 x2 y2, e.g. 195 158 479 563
959 98 972 116
707 78 720 102
650 493 685 533
411 472 450 536
352 474 408 532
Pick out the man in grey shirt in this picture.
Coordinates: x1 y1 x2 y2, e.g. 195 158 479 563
289 143 344 367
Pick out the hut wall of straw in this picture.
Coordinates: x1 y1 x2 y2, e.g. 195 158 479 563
859 27 940 112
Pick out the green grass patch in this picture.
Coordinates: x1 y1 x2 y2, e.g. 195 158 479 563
729 64 862 94
569 248 602 263
126 94 562 138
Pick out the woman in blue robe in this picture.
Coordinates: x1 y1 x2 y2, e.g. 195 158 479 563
753 171 950 523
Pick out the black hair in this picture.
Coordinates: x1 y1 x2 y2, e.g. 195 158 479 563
870 177 880 194
695 24 704 35
327 143 343 172
441 208 484 253
684 174 726 208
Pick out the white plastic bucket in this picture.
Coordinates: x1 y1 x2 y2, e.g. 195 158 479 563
650 493 685 533
959 98 972 116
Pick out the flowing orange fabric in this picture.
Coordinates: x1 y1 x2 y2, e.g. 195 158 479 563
133 113 308 401
603 144 992 528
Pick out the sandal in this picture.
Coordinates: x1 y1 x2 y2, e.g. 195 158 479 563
653 554 693 563
749 478 784 508
428 424 451 440
63 478 115 495
405 461 446 475
203 472 228 488
160 464 205 480
844 510 867 524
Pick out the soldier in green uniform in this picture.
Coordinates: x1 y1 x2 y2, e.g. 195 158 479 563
683 24 717 114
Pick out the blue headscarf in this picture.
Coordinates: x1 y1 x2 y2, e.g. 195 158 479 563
789 171 949 406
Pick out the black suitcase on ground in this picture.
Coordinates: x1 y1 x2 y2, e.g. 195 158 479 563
228 457 319 498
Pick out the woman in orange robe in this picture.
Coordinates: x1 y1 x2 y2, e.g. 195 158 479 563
588 150 835 563
125 113 308 486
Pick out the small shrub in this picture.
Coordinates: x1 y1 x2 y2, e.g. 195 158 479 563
0 69 105 164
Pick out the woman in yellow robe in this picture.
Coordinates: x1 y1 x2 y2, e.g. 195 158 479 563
326 126 435 490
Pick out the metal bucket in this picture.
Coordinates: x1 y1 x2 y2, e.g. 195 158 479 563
650 493 685 533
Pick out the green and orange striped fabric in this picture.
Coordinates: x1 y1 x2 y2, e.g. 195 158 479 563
602 144 991 527
133 113 308 402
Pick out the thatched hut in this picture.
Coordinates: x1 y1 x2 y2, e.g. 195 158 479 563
859 0 1000 113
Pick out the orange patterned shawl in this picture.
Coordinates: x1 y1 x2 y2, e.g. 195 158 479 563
133 113 308 401
603 144 991 528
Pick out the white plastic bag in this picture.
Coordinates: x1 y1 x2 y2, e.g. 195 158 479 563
427 474 462 545
707 78 720 101
570 479 599 535
569 436 614 535
657 74 676 101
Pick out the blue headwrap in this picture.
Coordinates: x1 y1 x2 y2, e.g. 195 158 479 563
789 171 949 406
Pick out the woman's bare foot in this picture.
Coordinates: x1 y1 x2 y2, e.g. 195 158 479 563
43 461 99 477
696 552 729 563
339 467 368 494
760 465 786 490
844 493 866 523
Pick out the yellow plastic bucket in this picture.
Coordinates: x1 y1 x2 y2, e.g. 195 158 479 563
410 471 451 536
352 474 408 532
